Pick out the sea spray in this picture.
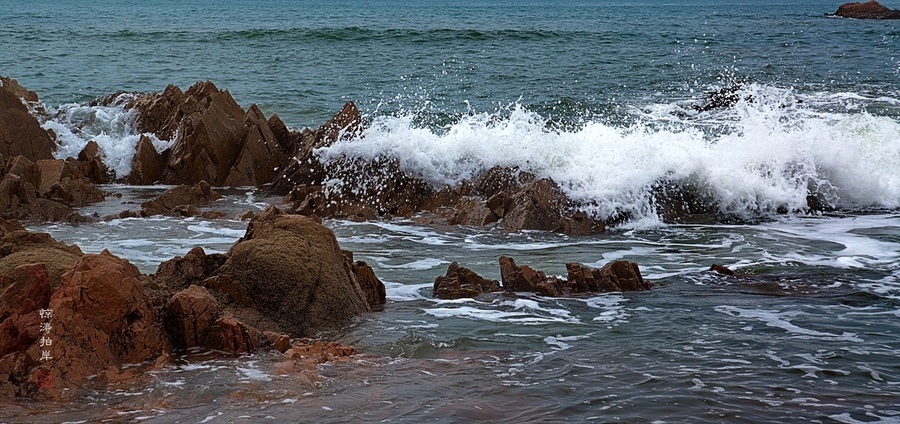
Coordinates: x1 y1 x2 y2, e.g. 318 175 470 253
319 84 900 224
42 93 170 178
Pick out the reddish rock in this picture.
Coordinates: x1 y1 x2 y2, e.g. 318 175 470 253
474 166 534 198
0 76 54 162
0 264 51 357
36 159 105 206
76 140 111 184
557 211 605 236
832 0 900 18
152 246 227 294
202 316 260 354
498 256 561 296
594 260 650 292
502 178 568 232
449 197 498 227
122 81 295 187
214 206 373 337
14 250 171 399
164 285 222 349
710 264 737 277
137 180 222 217
344 252 387 306
223 104 288 187
433 262 501 299
263 331 292 353
0 173 86 223
125 135 167 185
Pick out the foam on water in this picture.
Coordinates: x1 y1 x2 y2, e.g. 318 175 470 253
321 84 900 223
41 94 170 178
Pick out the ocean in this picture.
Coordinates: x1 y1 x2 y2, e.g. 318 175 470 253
2 0 899 422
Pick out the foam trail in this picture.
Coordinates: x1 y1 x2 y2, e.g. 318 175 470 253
320 84 900 223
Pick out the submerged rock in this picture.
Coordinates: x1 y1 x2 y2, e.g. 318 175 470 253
831 0 900 19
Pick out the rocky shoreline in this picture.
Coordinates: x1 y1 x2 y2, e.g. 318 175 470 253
0 75 660 401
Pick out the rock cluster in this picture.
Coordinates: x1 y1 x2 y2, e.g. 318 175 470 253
433 256 650 299
0 210 386 399
0 78 109 222
831 0 900 19
124 82 294 186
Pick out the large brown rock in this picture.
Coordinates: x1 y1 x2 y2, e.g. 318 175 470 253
343 251 387 307
202 316 260 354
152 246 227 294
433 262 501 299
502 178 568 232
0 76 54 162
36 159 105 206
832 0 900 18
124 81 294 187
213 206 373 337
76 140 111 184
567 260 650 292
10 250 170 399
223 104 288 186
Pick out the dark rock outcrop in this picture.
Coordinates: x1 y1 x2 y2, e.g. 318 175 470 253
426 256 651 298
164 285 222 350
499 256 562 296
138 181 221 217
831 0 900 19
433 262 501 299
0 264 51 357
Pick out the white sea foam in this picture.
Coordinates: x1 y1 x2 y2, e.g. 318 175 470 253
42 95 170 178
320 84 900 223
715 305 863 342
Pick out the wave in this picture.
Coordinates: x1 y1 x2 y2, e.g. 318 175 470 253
320 84 900 224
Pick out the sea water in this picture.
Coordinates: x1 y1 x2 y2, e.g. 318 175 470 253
2 0 899 422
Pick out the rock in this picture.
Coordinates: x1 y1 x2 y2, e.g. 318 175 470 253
498 256 561 296
557 211 605 236
593 260 650 292
831 0 900 19
137 181 222 217
125 135 167 185
433 262 501 299
344 252 387 307
263 331 292 353
15 250 170 399
164 285 221 349
202 316 260 354
692 83 750 112
76 140 111 184
449 197 498 227
151 246 227 303
36 159 105 206
0 219 83 286
502 178 568 232
709 264 737 277
0 76 55 162
0 264 51 357
213 206 373 337
494 257 650 296
474 166 534 198
124 81 294 187
223 104 288 187
651 180 718 224
270 101 362 194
